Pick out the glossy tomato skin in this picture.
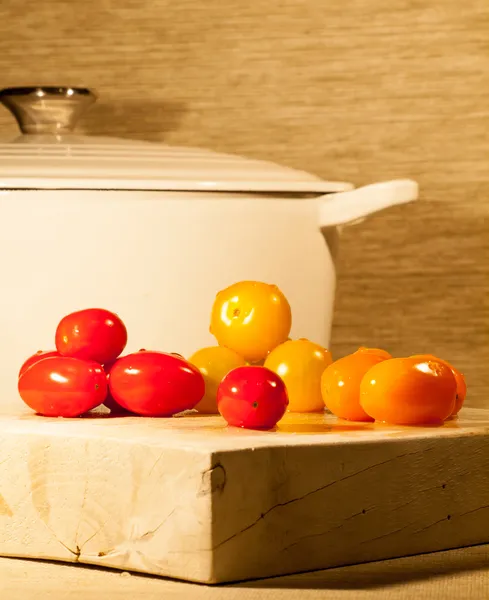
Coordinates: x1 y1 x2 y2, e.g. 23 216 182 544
189 346 246 414
360 357 457 425
321 352 385 422
210 281 292 363
108 351 205 417
356 347 393 360
217 366 288 430
18 356 107 417
55 308 127 365
101 361 131 414
103 393 127 413
410 354 466 416
264 339 332 412
18 350 61 378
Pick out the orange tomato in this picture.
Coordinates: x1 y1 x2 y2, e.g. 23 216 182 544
189 346 246 414
356 347 393 360
360 357 457 425
411 354 466 416
264 339 333 412
321 352 386 421
209 281 292 363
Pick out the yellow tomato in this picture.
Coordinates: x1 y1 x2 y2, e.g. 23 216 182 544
210 281 292 363
264 339 332 412
189 346 246 413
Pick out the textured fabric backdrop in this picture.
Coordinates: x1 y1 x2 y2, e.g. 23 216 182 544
0 0 487 405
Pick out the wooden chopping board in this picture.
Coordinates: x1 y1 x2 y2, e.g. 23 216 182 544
1 408 489 584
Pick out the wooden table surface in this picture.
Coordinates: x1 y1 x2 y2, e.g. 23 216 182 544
2 545 488 599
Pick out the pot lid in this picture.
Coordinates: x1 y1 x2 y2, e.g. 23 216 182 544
0 87 353 193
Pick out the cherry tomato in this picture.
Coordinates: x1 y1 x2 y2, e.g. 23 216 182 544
264 339 332 412
189 346 246 414
217 365 288 430
108 351 205 417
360 357 457 425
411 354 466 416
321 352 386 421
55 308 127 364
18 356 107 417
100 362 131 414
356 347 393 360
103 393 127 413
18 350 61 378
210 281 292 363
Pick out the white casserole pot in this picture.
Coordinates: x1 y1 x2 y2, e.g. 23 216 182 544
0 87 418 409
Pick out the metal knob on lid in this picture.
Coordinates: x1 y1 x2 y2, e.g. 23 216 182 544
0 87 96 134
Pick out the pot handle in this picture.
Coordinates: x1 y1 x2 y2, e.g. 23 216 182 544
318 179 419 228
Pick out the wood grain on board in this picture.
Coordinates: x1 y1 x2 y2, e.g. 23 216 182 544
0 0 487 403
1 409 489 582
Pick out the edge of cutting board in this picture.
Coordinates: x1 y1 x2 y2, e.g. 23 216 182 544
1 408 489 583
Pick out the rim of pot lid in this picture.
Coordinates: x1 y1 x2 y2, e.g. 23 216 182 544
0 86 353 193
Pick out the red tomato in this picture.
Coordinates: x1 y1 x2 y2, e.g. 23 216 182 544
18 356 107 417
108 351 205 417
18 350 61 378
101 362 131 414
55 308 127 364
103 393 130 414
217 366 288 430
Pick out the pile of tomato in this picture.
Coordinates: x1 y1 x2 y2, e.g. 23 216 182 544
18 309 205 419
17 281 466 430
